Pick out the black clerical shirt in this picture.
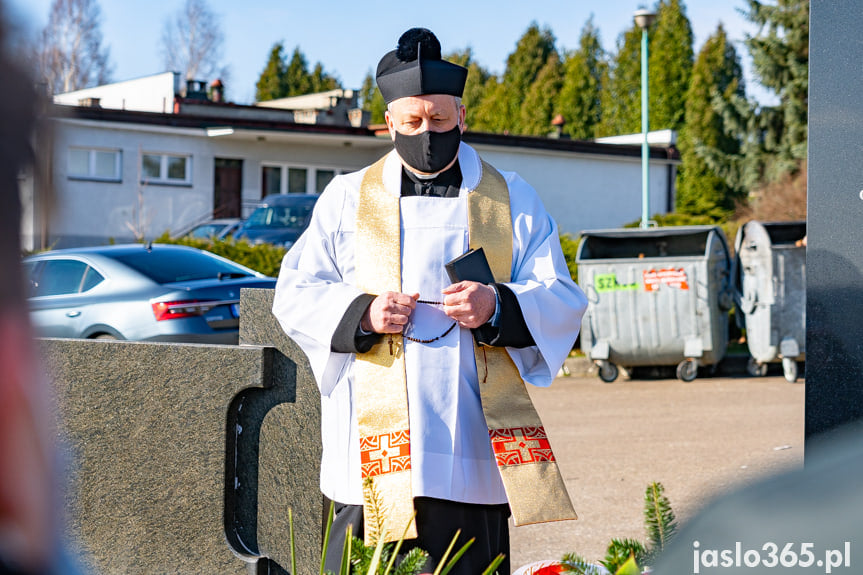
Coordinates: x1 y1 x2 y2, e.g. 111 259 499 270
401 161 463 198
329 161 535 353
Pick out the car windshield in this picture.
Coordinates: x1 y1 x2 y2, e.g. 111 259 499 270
244 203 313 230
109 249 253 284
189 224 223 238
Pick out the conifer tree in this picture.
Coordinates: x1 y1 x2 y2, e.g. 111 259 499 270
358 70 387 124
445 48 491 131
309 62 339 93
556 17 606 139
255 42 287 102
284 47 312 96
359 70 376 110
475 23 558 134
597 25 642 137
700 0 809 188
745 0 808 167
521 52 563 136
471 77 508 133
368 89 386 125
648 0 694 131
676 24 745 218
258 45 341 100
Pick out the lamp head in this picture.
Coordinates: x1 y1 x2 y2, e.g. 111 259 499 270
634 8 657 30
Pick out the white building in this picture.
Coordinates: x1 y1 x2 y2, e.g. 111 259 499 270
23 74 679 250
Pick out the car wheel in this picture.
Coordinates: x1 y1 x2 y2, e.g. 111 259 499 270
93 334 117 340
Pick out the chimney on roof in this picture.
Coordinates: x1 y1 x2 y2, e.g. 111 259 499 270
184 79 209 100
550 114 568 139
210 79 224 103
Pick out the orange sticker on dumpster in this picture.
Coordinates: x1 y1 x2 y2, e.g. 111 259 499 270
643 268 689 291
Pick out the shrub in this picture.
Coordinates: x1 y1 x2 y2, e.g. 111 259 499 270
152 232 287 278
559 233 580 284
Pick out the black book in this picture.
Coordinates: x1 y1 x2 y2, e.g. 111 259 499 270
445 247 495 285
445 247 497 344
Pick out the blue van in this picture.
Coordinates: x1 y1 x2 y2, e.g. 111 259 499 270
234 194 319 248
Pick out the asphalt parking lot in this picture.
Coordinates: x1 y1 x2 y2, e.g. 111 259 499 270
508 363 805 570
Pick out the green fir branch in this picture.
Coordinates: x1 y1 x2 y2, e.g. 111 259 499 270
560 551 595 574
349 535 377 574
392 548 430 575
644 481 678 556
600 538 648 574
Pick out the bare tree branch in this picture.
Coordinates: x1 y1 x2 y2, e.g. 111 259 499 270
160 0 225 85
36 0 112 95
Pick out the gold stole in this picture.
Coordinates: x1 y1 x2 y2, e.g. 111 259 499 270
355 156 576 544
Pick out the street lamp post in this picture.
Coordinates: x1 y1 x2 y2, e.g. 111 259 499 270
634 8 656 229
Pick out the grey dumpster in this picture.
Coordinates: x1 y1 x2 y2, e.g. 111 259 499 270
576 226 733 382
733 220 806 382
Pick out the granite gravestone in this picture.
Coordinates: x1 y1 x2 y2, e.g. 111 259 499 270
43 288 320 573
806 1 863 448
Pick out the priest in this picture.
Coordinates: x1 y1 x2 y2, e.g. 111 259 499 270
272 28 587 574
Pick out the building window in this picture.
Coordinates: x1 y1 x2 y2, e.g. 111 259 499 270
262 166 281 196
141 153 192 185
287 168 307 194
68 147 122 181
316 169 336 193
260 164 343 197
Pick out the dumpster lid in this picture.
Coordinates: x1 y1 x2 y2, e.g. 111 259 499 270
579 225 724 240
762 221 806 245
735 220 807 253
577 225 729 261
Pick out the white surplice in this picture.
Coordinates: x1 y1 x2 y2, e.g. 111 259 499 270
272 143 587 506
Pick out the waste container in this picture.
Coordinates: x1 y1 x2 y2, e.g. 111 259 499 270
576 226 733 382
733 220 806 382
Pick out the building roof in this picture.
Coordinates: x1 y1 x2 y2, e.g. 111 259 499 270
51 103 679 161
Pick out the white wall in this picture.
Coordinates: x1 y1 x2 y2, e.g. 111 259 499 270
53 72 179 114
473 144 675 236
34 118 677 249
40 120 391 247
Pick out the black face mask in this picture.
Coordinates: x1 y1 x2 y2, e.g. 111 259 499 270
393 125 461 174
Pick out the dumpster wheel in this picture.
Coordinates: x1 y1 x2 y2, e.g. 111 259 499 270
597 361 619 383
782 357 799 383
676 359 699 382
747 357 768 377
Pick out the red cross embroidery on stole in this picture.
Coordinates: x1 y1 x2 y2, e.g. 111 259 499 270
360 430 411 478
489 426 555 466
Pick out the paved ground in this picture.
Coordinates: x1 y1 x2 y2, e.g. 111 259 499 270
507 362 805 570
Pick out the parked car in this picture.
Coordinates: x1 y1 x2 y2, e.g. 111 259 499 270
233 193 318 248
182 218 242 240
24 244 276 344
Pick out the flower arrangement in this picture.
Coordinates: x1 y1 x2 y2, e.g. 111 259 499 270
288 478 506 575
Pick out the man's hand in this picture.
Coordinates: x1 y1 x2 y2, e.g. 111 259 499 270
361 291 419 333
441 281 496 329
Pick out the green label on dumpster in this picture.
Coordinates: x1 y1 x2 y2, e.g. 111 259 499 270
594 273 639 292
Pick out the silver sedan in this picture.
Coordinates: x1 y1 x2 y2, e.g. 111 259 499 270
24 243 277 344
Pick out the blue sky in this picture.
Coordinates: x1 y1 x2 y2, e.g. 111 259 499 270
7 0 774 105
